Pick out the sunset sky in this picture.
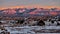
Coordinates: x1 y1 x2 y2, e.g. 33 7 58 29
0 0 60 9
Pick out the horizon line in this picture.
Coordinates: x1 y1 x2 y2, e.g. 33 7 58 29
0 6 60 10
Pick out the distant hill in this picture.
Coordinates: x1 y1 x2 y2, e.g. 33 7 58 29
0 8 60 17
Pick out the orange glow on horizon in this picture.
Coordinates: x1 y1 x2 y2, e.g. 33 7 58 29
0 5 60 10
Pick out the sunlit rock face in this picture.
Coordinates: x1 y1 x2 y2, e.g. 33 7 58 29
19 9 25 13
3 9 16 15
50 11 58 15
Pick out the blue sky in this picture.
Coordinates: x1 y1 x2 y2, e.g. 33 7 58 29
0 0 60 8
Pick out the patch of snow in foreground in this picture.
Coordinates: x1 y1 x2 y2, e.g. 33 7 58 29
4 26 60 34
36 33 60 34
